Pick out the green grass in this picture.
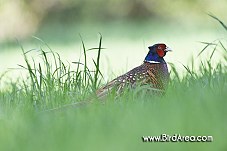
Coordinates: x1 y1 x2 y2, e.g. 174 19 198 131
0 17 227 150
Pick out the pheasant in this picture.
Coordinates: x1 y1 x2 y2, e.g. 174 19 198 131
41 43 171 113
96 43 172 98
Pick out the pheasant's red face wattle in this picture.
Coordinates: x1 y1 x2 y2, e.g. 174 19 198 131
156 49 165 57
156 44 167 57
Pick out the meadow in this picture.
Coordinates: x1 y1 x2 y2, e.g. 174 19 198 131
0 17 227 150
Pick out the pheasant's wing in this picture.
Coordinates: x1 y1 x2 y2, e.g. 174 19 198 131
96 63 161 98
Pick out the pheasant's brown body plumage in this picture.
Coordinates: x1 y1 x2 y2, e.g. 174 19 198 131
96 62 170 98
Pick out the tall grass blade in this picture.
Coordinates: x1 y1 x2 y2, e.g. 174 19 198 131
219 41 227 53
209 44 217 61
197 42 215 57
93 34 103 89
79 35 87 86
181 63 194 78
208 14 227 31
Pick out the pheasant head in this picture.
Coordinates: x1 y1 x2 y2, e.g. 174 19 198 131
144 43 172 63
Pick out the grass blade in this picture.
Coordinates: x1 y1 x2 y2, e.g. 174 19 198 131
208 14 227 31
93 34 103 89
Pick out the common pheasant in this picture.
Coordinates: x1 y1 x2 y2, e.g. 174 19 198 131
96 43 172 98
41 43 171 113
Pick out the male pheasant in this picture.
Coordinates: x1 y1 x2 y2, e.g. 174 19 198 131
41 43 171 113
96 43 172 98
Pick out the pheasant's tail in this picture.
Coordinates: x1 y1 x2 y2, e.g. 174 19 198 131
96 80 117 99
38 81 116 114
38 100 92 114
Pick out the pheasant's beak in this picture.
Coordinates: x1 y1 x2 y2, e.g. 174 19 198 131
165 47 172 52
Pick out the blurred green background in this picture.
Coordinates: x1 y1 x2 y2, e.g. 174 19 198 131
0 0 226 79
0 1 227 151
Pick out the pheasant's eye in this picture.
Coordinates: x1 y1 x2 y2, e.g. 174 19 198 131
157 49 165 57
158 46 162 49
